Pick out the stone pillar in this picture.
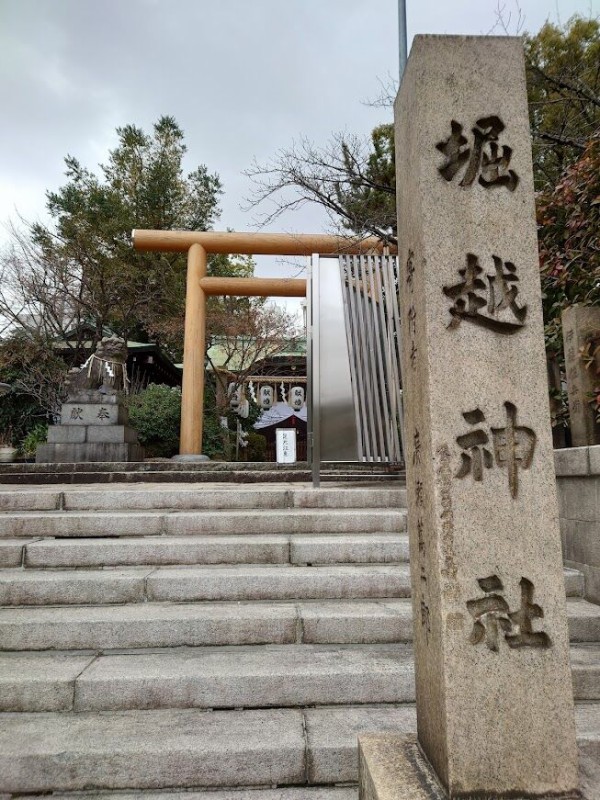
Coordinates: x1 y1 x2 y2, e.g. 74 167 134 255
563 305 600 447
380 35 577 796
37 391 144 463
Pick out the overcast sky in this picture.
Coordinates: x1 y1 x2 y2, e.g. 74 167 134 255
0 0 597 315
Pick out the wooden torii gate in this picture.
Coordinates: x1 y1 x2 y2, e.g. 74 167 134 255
133 230 393 457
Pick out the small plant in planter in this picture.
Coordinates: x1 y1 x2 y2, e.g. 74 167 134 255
19 424 48 461
0 427 17 463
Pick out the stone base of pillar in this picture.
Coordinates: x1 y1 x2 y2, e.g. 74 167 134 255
359 735 445 800
171 453 211 462
37 391 145 463
358 735 587 800
36 442 145 463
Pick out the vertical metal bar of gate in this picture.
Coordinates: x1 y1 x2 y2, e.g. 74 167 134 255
373 255 402 462
338 254 404 464
355 256 383 460
362 257 387 459
380 254 404 461
349 255 377 460
342 256 369 459
340 258 365 462
366 255 394 460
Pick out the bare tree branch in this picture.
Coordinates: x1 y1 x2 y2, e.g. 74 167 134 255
537 131 588 150
243 133 397 246
528 62 600 110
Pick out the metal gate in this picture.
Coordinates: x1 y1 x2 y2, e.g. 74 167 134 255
308 253 404 482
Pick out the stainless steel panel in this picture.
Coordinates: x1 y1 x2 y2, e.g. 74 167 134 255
317 256 359 462
342 255 372 459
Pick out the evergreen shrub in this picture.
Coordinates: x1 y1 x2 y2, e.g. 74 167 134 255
127 384 181 458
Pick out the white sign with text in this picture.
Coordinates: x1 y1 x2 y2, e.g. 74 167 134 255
276 428 296 463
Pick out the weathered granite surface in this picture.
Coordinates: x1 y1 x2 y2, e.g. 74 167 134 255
562 306 600 447
36 442 144 463
60 403 128 427
359 736 447 800
394 35 579 795
359 735 587 800
38 391 143 463
556 445 600 604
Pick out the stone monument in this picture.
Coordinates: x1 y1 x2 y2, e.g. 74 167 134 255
36 336 144 463
563 305 600 447
359 36 580 798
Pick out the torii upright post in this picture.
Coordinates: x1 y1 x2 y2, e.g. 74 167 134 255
179 242 208 457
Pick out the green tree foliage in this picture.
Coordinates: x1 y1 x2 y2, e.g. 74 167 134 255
127 383 182 458
245 431 267 462
1 116 224 359
334 125 396 240
538 135 600 354
206 383 264 461
525 17 600 190
0 334 67 439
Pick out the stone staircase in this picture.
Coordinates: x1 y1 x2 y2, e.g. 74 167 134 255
1 482 600 799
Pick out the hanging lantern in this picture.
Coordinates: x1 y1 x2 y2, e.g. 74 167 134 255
259 385 274 410
290 385 304 411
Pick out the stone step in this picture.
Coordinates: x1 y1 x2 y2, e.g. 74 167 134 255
302 703 600 787
0 485 407 512
0 462 405 487
21 534 410 568
14 790 358 800
565 566 586 596
0 508 407 538
0 470 316 485
0 470 404 485
0 703 598 793
0 707 306 793
0 565 412 606
0 567 153 606
0 538 38 567
0 492 61 512
1 598 598 651
3 643 600 713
